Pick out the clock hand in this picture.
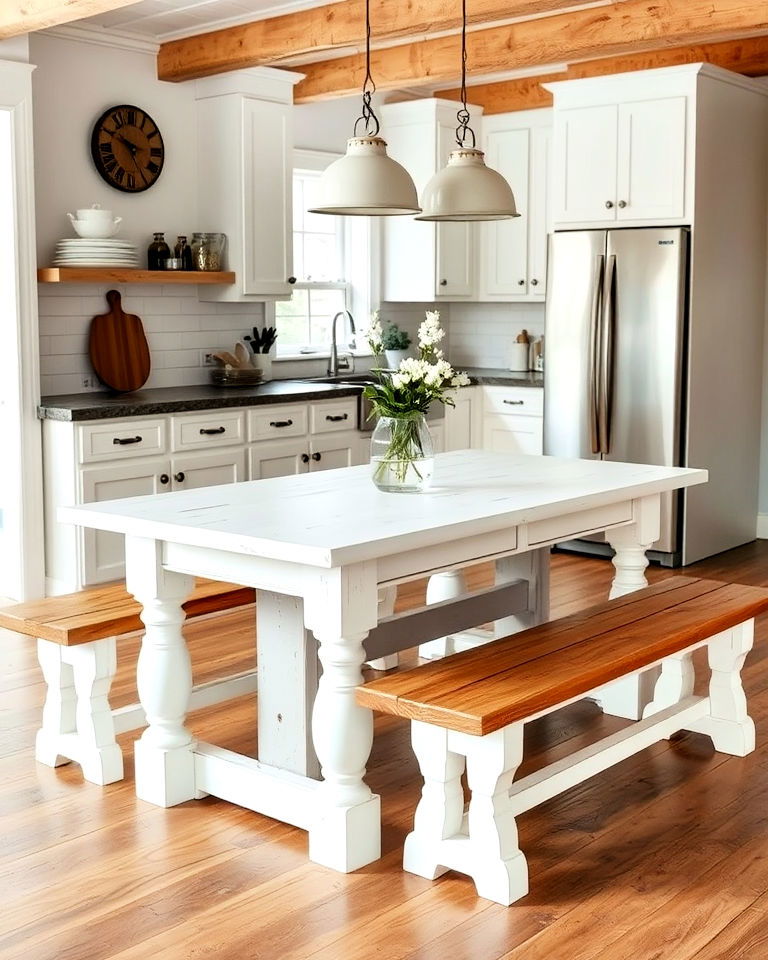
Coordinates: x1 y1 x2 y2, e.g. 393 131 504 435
125 148 149 186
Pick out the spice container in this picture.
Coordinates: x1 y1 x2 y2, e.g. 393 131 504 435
165 258 183 270
191 232 226 271
174 235 193 270
147 232 170 270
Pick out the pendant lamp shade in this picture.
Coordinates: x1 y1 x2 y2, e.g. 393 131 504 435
308 136 421 216
415 148 520 221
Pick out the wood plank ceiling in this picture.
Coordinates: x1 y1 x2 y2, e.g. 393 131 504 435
8 0 768 113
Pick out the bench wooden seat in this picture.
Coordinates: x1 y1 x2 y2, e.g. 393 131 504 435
357 576 768 905
0 579 255 786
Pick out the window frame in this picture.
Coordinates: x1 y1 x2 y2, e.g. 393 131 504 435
271 148 378 358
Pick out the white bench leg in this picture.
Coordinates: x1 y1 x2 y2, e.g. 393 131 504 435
642 651 695 723
35 639 77 767
35 636 124 786
699 623 755 757
419 571 464 660
403 722 466 880
404 721 528 906
464 724 528 906
366 586 399 671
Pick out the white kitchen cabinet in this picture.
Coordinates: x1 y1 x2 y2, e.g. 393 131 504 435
380 99 477 302
478 111 552 301
196 68 303 302
172 449 246 489
546 70 693 228
480 386 543 456
309 431 363 471
444 386 482 451
249 437 308 479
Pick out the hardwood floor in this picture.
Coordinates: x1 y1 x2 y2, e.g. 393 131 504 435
4 543 768 959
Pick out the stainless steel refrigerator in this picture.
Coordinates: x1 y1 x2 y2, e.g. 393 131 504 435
544 227 689 565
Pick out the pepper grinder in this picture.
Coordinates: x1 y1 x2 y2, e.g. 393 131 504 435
147 232 170 270
174 235 193 271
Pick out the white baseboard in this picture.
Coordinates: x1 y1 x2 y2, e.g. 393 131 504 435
756 515 768 539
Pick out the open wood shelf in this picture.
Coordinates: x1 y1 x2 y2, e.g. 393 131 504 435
37 268 236 285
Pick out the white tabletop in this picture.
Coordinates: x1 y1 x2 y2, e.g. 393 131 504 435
59 451 707 569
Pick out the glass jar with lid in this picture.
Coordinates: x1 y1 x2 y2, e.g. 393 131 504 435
191 232 226 271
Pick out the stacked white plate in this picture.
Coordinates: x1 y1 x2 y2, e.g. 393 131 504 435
53 238 140 268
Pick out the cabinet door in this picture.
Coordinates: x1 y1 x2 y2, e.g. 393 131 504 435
482 414 543 455
309 431 362 471
80 457 170 585
249 438 308 479
242 98 293 296
171 449 246 490
616 97 687 222
444 388 478 451
528 125 551 297
481 127 530 297
436 121 474 299
553 104 618 224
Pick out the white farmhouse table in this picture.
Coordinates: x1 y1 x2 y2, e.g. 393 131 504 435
60 451 706 873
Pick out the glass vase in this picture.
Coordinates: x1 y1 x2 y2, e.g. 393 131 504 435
370 413 434 493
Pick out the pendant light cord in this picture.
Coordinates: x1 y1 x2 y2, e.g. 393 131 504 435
354 0 380 137
455 0 476 148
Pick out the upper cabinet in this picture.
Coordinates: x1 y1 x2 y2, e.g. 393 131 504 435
195 68 303 302
477 109 552 302
545 69 694 229
380 100 477 302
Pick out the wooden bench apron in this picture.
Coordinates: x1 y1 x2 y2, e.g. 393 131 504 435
358 576 768 906
0 579 255 786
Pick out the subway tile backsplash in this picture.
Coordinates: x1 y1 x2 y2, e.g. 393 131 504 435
38 284 267 396
446 302 546 369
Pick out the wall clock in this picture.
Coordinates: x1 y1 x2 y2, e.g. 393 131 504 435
90 104 165 193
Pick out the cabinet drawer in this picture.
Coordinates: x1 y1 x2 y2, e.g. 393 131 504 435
248 404 308 441
78 419 166 464
310 398 358 434
483 386 543 417
171 410 244 452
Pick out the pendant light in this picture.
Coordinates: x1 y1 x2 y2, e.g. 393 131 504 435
415 0 519 222
308 0 420 216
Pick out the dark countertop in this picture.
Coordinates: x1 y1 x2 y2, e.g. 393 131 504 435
38 368 544 422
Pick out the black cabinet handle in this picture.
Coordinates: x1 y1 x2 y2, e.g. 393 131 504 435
301 453 310 464
530 279 539 286
503 399 525 405
618 200 627 209
325 413 348 422
269 419 293 428
174 472 185 483
113 435 142 445
199 426 225 435
311 452 322 462
439 279 448 286
159 474 170 485
518 279 525 286
605 200 614 209
288 276 297 284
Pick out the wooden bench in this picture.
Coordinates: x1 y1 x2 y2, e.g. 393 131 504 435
357 576 768 906
0 579 255 786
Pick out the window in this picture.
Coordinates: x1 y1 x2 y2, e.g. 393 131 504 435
274 151 374 355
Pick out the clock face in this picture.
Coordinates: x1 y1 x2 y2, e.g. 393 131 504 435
90 104 165 193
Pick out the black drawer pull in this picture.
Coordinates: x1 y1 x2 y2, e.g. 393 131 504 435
301 453 310 464
113 435 142 445
159 474 170 485
199 426 226 435
311 452 322 462
270 419 293 428
325 413 348 422
503 399 525 405
174 472 185 483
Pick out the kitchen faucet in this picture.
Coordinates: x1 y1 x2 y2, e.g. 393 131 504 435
328 310 356 377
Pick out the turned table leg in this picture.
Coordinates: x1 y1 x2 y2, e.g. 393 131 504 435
126 537 196 808
305 565 381 873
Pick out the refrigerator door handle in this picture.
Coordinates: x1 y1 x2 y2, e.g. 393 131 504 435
588 254 605 455
598 254 617 454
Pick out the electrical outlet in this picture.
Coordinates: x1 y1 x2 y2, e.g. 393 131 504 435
81 375 96 389
200 351 218 367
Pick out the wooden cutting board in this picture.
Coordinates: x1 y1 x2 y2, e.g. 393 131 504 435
89 290 151 392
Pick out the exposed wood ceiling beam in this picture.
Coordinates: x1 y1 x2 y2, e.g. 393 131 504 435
292 0 768 102
0 0 141 38
435 36 768 113
157 0 613 83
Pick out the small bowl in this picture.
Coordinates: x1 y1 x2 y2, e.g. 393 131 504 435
76 205 114 221
70 218 122 239
209 366 264 388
